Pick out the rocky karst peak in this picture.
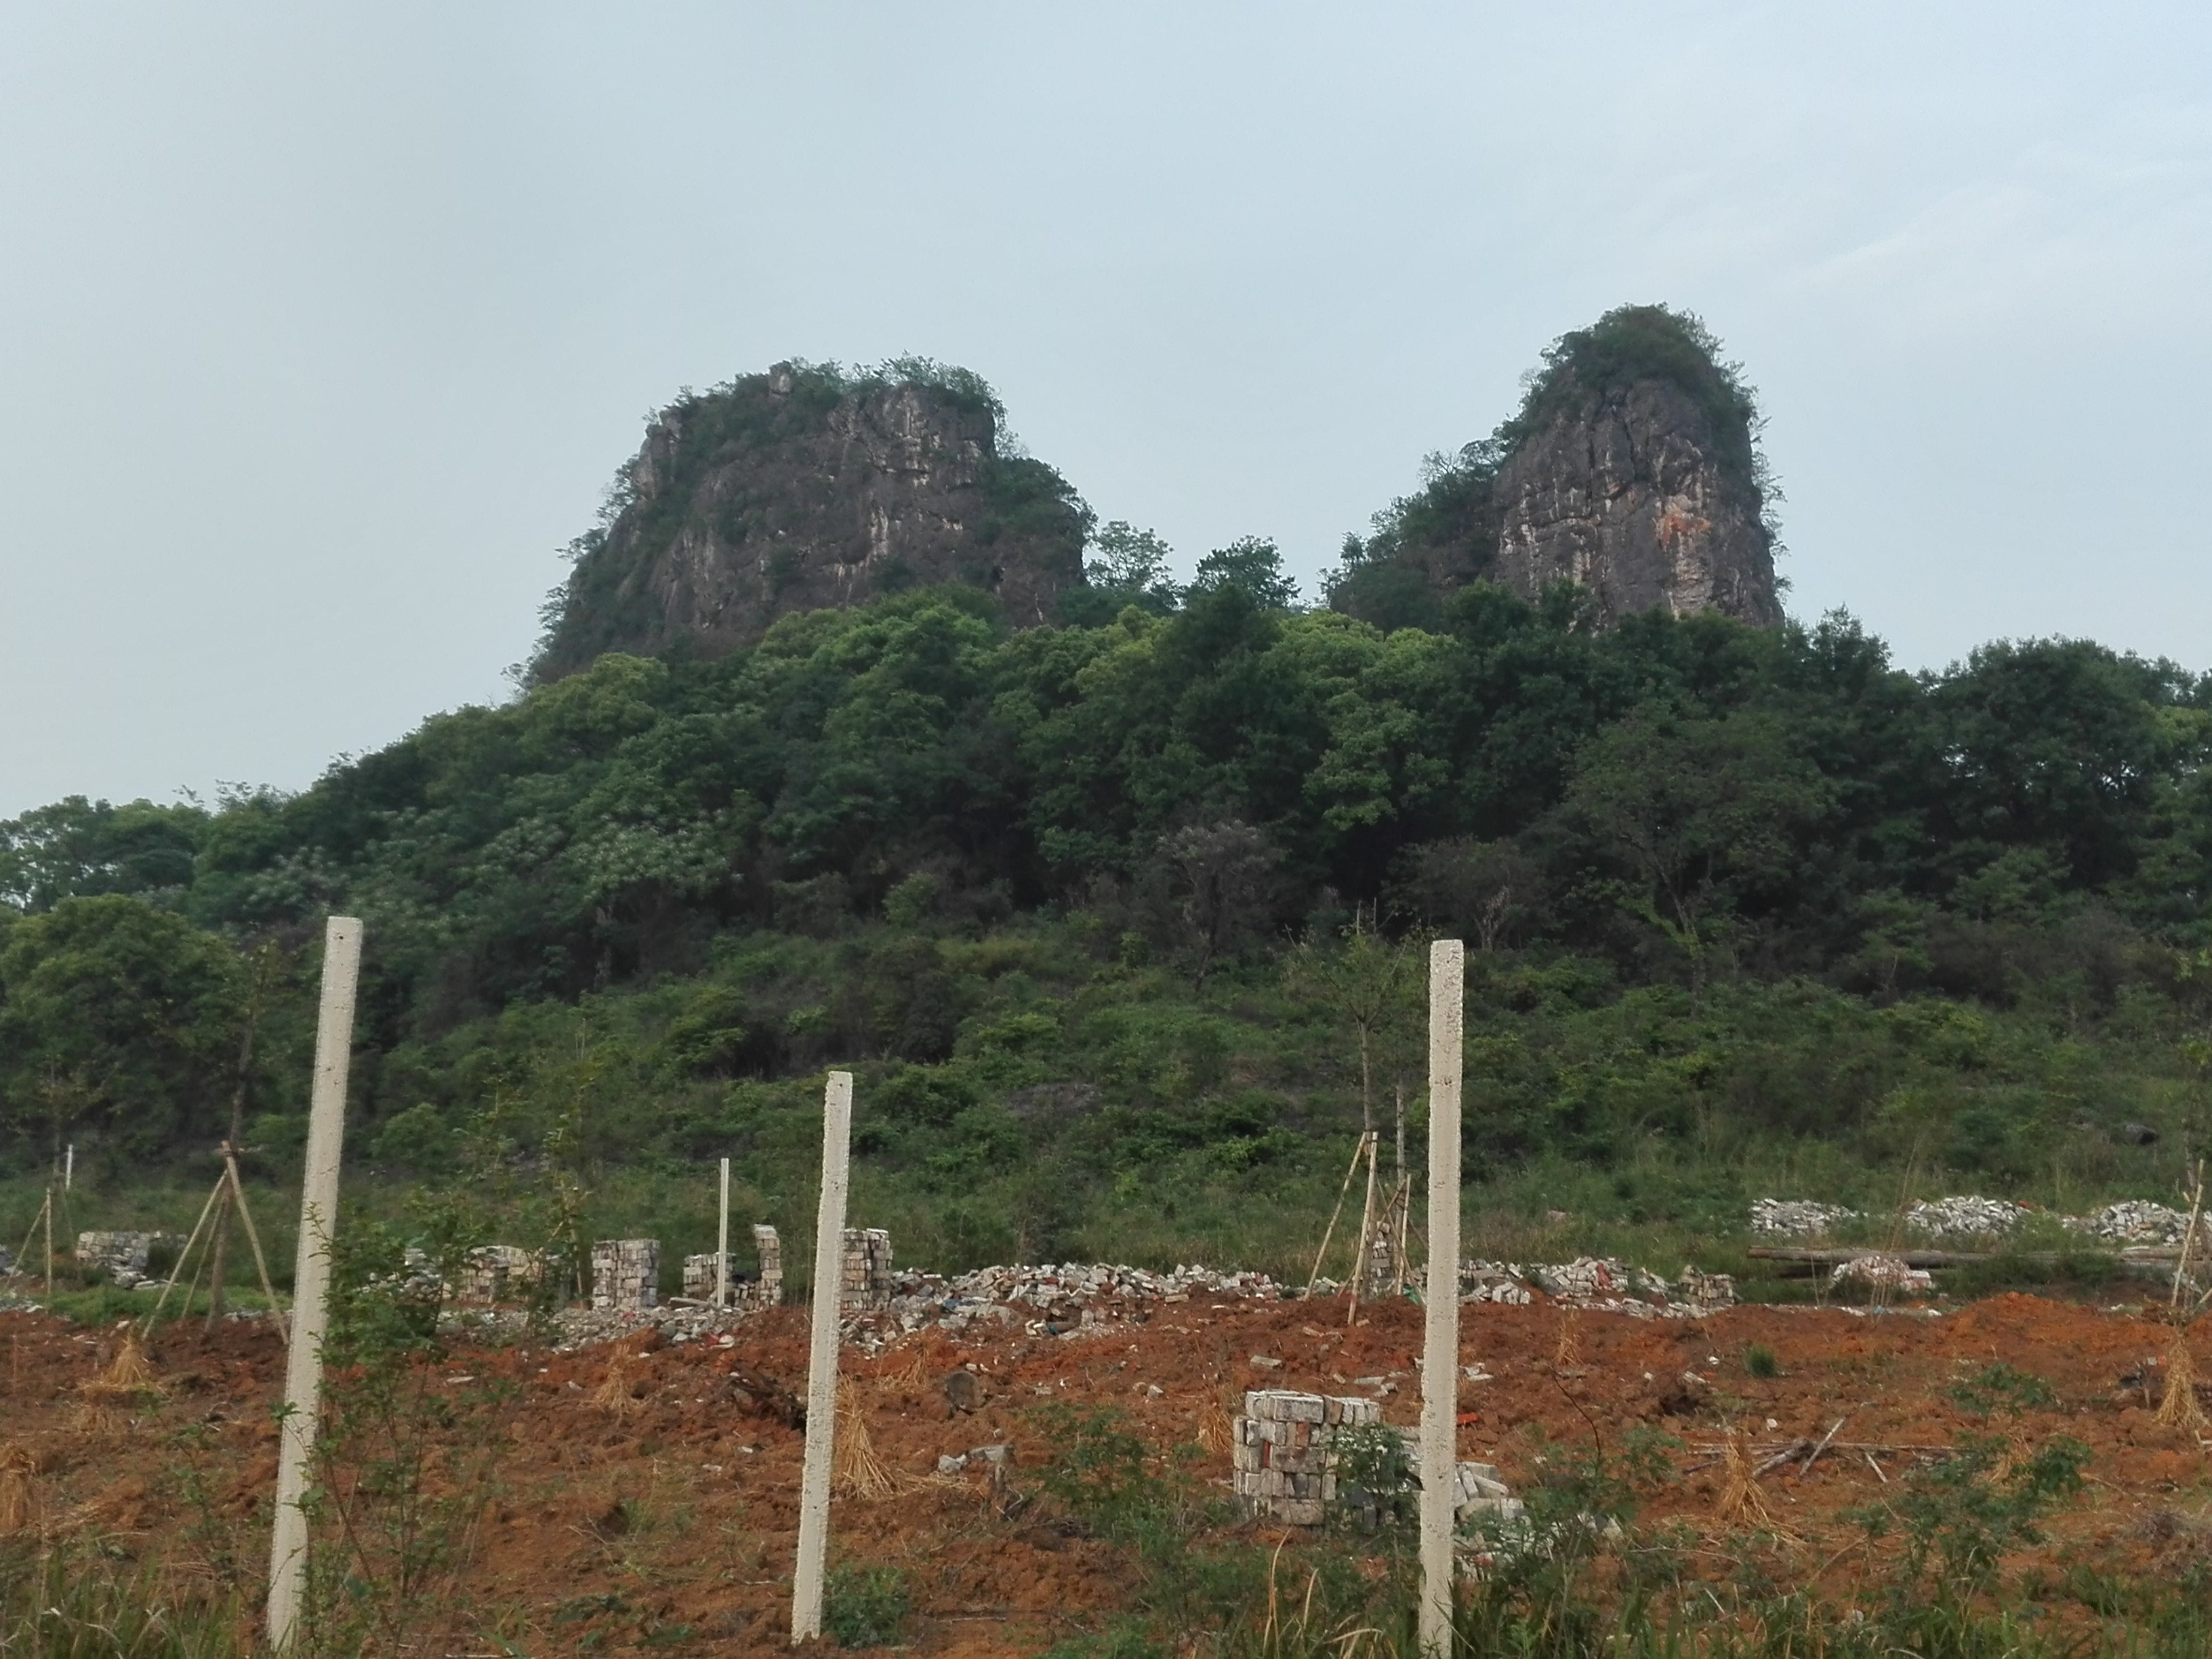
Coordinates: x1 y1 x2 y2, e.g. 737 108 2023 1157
533 360 1090 680
1330 304 1784 631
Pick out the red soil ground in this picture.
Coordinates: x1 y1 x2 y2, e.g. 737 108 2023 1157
3 1289 2208 1655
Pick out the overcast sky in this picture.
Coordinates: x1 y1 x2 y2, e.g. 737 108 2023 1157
3 4 2208 818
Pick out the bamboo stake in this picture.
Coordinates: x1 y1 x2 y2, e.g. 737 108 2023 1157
10 1191 46 1292
224 1153 289 1345
1350 1134 1380 1305
144 1175 225 1332
1300 1132 1371 1302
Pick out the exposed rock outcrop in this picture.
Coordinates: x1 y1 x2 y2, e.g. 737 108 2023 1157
1492 374 1782 628
1330 305 1782 631
533 362 1090 679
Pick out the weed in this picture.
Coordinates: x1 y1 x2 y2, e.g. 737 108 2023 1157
1946 1361 2057 1418
1849 1430 2089 1597
823 1563 909 1648
0 1542 241 1658
1743 1343 1780 1380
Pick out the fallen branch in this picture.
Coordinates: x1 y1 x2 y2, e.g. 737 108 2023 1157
1795 1417 1847 1479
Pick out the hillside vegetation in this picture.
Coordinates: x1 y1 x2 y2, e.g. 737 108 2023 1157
6 541 2211 1273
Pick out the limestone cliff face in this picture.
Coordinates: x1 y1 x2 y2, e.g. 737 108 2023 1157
534 363 1089 678
1330 305 1782 632
1492 375 1782 628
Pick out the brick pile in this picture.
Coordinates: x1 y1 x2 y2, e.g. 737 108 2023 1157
457 1245 539 1305
754 1224 783 1303
1232 1388 1381 1525
590 1239 660 1312
1232 1389 1525 1530
841 1228 893 1311
680 1223 785 1307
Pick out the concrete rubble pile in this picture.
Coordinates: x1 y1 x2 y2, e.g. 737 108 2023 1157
1757 1193 2209 1247
879 1262 1284 1338
75 1231 186 1289
2067 1202 2193 1246
1748 1200 1860 1239
1830 1254 1936 1294
1905 1196 2028 1237
1460 1258 1736 1318
1232 1389 1521 1529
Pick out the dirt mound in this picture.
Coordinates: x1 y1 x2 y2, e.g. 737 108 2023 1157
1 1288 2205 1654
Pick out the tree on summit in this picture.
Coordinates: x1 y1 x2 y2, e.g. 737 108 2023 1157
1191 537 1299 610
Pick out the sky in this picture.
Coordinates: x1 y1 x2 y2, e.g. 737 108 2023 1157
3 3 2209 818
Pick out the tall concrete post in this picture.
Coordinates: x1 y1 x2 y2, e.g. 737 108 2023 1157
1418 939 1465 1658
716 1157 731 1310
267 917 363 1653
791 1071 854 1644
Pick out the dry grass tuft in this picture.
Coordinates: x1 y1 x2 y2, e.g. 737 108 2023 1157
1715 1427 1776 1527
875 1351 928 1392
0 1444 39 1534
590 1349 644 1419
1198 1388 1238 1457
832 1378 899 1498
1553 1311 1582 1372
2157 1322 2209 1433
73 1328 163 1433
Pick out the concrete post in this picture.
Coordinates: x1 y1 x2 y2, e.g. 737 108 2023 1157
267 917 363 1654
791 1071 854 1644
1418 939 1465 1658
716 1157 731 1311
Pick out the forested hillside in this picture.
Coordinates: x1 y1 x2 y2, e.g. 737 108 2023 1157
6 555 2211 1267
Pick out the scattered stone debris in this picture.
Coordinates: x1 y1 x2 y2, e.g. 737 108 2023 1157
1905 1197 2028 1237
1830 1254 1936 1294
1749 1200 1859 1239
1459 1259 1735 1318
935 1443 1012 1475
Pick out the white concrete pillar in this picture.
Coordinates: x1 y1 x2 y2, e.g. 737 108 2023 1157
716 1158 731 1310
791 1070 854 1644
1418 939 1465 1659
267 916 363 1653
